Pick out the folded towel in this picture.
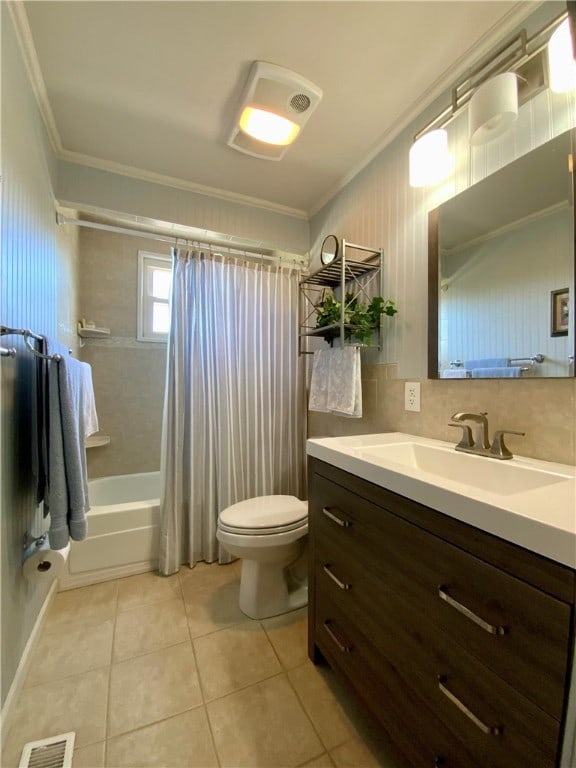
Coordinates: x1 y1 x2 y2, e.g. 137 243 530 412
465 358 510 370
471 366 522 378
80 362 99 437
43 338 90 549
308 348 362 418
43 339 70 547
308 350 331 412
441 369 470 379
328 347 362 418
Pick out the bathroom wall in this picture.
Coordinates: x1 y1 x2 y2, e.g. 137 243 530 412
78 228 170 478
57 160 310 256
308 2 576 467
1 5 80 709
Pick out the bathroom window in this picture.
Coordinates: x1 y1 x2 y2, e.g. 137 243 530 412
138 252 172 342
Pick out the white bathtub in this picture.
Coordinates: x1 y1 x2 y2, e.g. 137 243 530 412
59 471 161 590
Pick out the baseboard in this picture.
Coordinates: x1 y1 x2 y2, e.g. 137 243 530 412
0 580 59 746
57 560 158 591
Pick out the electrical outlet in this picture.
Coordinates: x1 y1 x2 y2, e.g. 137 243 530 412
404 382 421 412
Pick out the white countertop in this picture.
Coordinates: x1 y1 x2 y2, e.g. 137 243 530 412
307 432 576 569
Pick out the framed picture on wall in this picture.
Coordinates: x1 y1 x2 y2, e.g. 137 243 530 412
551 288 569 337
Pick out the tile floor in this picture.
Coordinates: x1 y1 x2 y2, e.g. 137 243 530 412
2 562 398 768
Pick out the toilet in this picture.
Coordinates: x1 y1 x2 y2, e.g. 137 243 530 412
216 495 308 620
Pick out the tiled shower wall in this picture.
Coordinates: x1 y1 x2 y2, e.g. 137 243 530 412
308 3 576 467
78 228 169 478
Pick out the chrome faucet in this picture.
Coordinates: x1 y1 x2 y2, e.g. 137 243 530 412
448 411 525 460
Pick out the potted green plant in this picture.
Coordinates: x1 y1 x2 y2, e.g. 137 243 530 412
315 292 397 345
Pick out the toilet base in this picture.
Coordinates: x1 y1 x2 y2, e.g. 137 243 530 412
238 558 308 620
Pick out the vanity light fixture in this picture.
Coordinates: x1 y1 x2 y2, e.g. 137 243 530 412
548 19 576 93
409 129 453 188
408 8 572 187
469 72 519 145
227 61 323 161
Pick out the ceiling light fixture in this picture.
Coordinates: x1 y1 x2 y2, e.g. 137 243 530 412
409 9 572 188
228 61 322 161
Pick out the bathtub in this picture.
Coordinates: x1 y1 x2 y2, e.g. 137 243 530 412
59 471 161 590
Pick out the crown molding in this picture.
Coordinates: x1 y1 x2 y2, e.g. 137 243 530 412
7 0 63 155
57 149 308 220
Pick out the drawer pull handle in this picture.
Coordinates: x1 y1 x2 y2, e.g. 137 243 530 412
323 564 351 590
323 620 351 653
322 507 351 527
438 586 506 636
438 676 502 736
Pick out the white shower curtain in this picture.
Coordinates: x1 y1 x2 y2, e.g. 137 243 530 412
159 248 304 575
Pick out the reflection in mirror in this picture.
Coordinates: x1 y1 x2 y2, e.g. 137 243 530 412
429 129 575 379
320 234 339 265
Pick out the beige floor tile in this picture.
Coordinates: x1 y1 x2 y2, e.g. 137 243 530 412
207 673 324 767
25 618 114 687
106 708 219 767
108 642 202 737
3 667 108 766
194 622 282 701
330 736 398 768
113 597 189 662
183 576 250 638
73 741 106 767
261 607 308 669
48 581 117 628
117 571 182 611
288 663 357 751
178 559 241 589
300 753 335 767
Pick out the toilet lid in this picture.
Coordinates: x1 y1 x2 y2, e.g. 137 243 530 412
219 495 307 532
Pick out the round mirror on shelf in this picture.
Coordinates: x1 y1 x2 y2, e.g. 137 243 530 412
320 234 339 265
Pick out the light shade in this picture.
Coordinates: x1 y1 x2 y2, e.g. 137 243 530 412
409 129 453 188
548 19 576 93
239 107 301 146
469 73 518 145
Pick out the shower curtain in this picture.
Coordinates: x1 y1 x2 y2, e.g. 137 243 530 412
159 248 304 575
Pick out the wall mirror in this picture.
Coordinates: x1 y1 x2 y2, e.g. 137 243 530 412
428 128 575 379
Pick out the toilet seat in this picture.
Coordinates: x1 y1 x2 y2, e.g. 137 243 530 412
218 495 307 536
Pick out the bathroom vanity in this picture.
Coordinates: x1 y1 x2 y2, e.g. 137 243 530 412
306 434 576 768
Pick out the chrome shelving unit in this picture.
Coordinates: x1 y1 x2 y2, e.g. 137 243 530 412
298 240 384 356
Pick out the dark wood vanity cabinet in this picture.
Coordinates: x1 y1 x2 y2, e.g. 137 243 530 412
308 457 576 768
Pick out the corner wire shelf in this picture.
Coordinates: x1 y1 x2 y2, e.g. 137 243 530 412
299 240 384 355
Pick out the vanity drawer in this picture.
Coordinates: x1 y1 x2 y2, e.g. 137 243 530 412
311 473 572 719
315 569 561 768
314 589 484 768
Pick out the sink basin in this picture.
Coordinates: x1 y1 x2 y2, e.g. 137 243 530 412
352 441 572 496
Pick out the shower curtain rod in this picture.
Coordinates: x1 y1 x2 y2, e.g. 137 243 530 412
56 213 307 267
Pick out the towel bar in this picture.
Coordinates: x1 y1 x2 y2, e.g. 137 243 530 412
0 326 71 362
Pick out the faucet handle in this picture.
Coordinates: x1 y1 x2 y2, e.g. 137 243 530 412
448 422 474 450
490 430 526 460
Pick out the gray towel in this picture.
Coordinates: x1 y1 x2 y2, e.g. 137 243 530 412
43 338 90 548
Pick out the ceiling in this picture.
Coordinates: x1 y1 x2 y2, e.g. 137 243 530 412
22 1 530 218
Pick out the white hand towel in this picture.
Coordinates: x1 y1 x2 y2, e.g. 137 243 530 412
441 369 470 378
308 350 331 412
80 362 99 437
327 347 362 418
